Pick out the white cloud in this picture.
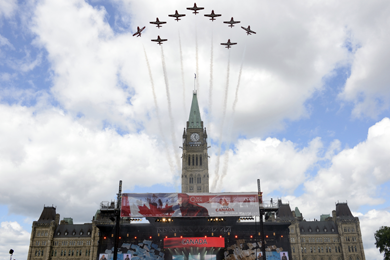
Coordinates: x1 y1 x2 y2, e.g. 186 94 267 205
0 221 30 260
338 1 390 117
0 0 17 19
355 209 390 260
216 137 322 193
0 103 177 221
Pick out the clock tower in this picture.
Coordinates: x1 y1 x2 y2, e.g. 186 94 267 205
181 91 209 193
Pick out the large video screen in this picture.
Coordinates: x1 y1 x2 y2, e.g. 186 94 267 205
121 192 259 217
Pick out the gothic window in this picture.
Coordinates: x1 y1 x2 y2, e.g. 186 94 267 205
326 247 328 253
76 250 79 256
189 175 194 184
338 247 341 252
348 246 350 252
318 247 320 253
354 246 357 252
356 257 360 260
200 155 202 165
45 231 48 236
304 247 306 253
69 249 71 256
86 250 88 256
188 155 190 166
321 247 324 253
55 250 57 256
329 247 331 253
197 186 201 191
197 175 201 184
310 247 313 253
192 155 194 166
189 186 194 191
293 247 295 253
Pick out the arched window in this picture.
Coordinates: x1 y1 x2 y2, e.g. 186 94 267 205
348 246 350 252
200 155 202 166
197 175 201 184
292 247 295 253
354 246 357 252
188 155 190 166
192 155 194 166
196 155 198 166
189 175 194 184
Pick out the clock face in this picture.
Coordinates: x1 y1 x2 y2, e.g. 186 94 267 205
190 133 200 142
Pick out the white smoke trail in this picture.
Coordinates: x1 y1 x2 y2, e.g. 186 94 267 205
143 46 175 179
160 45 181 180
195 29 200 93
208 30 214 130
179 32 186 112
218 45 247 191
211 51 231 191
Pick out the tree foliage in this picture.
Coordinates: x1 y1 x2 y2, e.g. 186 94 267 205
375 226 390 260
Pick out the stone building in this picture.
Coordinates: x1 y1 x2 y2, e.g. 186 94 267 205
181 91 210 193
272 200 365 260
27 206 100 260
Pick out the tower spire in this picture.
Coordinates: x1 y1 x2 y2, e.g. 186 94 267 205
188 92 202 128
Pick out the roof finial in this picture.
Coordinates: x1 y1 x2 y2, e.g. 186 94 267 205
193 73 197 93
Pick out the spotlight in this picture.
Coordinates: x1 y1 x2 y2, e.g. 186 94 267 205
235 235 238 239
149 236 152 239
134 236 137 239
103 236 107 240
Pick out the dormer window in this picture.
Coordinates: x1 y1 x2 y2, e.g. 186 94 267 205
57 232 61 235
87 231 91 235
80 231 83 235
73 231 76 235
301 229 304 232
316 228 319 232
324 228 327 232
64 232 68 236
332 228 335 232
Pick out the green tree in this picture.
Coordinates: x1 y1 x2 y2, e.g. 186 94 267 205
375 226 390 260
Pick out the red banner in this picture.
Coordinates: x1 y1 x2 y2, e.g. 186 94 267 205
164 237 225 248
121 193 259 218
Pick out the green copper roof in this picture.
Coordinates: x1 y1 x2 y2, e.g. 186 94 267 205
320 214 331 221
295 207 302 217
188 92 202 128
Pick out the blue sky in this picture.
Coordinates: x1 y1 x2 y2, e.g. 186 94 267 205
1 0 390 259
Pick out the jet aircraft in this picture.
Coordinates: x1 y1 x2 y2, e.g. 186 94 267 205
132 26 145 37
150 18 166 28
223 17 240 28
151 36 168 45
168 10 186 21
204 10 221 21
187 3 204 14
221 39 237 49
241 25 256 35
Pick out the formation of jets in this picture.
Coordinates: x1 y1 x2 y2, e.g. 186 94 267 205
131 3 256 48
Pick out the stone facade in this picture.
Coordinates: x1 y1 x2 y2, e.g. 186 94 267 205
181 92 209 193
272 201 365 260
27 207 99 260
